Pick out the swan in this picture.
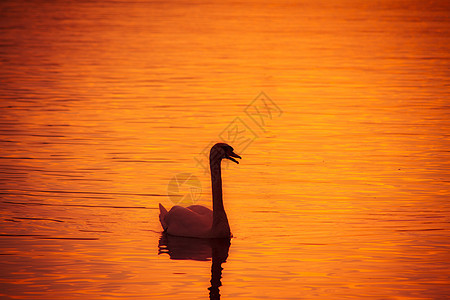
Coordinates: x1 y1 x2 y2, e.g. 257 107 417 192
159 143 241 238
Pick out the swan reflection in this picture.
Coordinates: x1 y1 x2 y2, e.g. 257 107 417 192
158 233 231 299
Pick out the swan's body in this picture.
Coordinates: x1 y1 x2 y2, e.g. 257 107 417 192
159 204 214 237
159 143 241 238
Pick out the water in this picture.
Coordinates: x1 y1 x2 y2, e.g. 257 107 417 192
1 0 449 299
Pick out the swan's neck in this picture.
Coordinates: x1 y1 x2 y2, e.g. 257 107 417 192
210 158 230 236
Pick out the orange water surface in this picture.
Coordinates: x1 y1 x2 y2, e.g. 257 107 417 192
0 0 449 299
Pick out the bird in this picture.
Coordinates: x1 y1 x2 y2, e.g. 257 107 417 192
159 143 241 238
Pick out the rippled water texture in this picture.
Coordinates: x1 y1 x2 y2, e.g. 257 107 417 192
1 0 449 299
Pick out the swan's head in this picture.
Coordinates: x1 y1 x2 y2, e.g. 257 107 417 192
210 143 241 164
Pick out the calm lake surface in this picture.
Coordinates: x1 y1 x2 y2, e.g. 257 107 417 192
1 0 449 299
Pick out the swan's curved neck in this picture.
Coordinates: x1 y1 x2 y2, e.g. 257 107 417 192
210 159 224 212
210 157 230 236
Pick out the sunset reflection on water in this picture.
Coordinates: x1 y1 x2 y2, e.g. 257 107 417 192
0 0 449 299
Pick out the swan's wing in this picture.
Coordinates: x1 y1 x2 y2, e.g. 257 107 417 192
187 205 213 216
165 205 212 237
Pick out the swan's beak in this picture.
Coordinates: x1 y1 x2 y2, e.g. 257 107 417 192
226 151 241 164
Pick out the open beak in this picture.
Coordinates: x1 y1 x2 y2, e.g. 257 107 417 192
226 151 242 164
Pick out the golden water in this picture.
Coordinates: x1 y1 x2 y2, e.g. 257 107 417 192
1 0 449 299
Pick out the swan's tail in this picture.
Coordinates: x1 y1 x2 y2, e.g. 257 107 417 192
159 203 168 231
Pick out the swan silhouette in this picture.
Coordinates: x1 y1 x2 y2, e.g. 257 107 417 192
159 143 241 238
